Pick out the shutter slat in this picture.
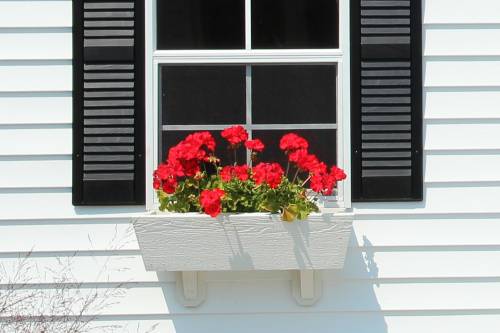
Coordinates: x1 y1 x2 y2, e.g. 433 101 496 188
351 0 422 201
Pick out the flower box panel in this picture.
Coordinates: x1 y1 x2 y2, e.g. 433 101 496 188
134 212 353 272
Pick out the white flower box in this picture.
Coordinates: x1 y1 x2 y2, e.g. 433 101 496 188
133 212 353 272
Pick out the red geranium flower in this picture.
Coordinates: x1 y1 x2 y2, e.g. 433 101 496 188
279 133 309 152
245 139 265 152
221 125 248 146
252 162 284 189
200 189 225 217
288 149 322 172
221 165 250 182
331 165 347 181
309 166 346 195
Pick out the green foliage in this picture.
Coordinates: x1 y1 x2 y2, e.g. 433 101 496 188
157 169 319 221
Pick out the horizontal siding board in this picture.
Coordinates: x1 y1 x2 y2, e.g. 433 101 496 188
353 185 500 215
0 128 71 155
0 94 71 124
0 63 71 92
424 123 500 150
424 0 500 24
425 153 500 182
424 89 500 119
9 281 500 315
0 1 71 28
0 255 158 284
85 315 500 333
424 60 500 87
0 158 71 188
425 28 500 56
353 218 500 247
0 223 137 252
344 250 500 279
0 31 71 60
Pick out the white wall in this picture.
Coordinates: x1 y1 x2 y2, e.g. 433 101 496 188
1 0 500 331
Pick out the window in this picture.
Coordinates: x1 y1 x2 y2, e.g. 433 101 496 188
146 0 351 208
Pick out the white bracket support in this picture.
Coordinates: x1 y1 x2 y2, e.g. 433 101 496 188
175 271 206 307
292 270 322 306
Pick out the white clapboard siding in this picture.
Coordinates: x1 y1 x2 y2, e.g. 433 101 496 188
0 255 160 284
0 1 72 28
353 218 500 247
86 315 500 333
0 127 71 155
424 0 500 24
353 184 500 215
424 27 500 56
0 93 72 124
424 88 500 119
425 153 500 182
425 60 500 87
0 30 72 60
424 123 500 150
15 281 500 315
0 223 137 253
343 250 500 279
0 62 71 92
0 158 71 188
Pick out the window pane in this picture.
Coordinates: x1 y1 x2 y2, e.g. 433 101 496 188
252 65 337 124
161 131 247 166
161 66 246 125
157 0 245 50
252 0 339 49
252 129 337 168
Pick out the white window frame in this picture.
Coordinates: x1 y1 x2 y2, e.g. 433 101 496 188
144 0 351 211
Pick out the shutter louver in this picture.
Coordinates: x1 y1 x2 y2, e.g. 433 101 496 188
351 0 422 201
73 0 145 205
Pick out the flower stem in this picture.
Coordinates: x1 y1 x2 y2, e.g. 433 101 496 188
292 167 300 184
301 175 311 187
285 161 290 177
233 148 237 166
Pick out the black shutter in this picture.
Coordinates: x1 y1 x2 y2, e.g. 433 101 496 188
350 0 422 201
73 0 145 205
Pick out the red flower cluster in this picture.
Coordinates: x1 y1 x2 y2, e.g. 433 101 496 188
200 189 225 217
220 165 250 182
153 131 216 193
252 162 284 189
245 139 265 152
280 132 347 195
279 133 309 152
221 125 248 146
310 166 347 195
154 126 347 219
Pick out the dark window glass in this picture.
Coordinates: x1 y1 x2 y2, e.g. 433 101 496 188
252 0 339 49
252 65 337 124
157 0 245 50
161 131 247 166
161 66 246 125
252 129 337 168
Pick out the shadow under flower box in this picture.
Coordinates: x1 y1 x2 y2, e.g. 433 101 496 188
133 212 353 306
